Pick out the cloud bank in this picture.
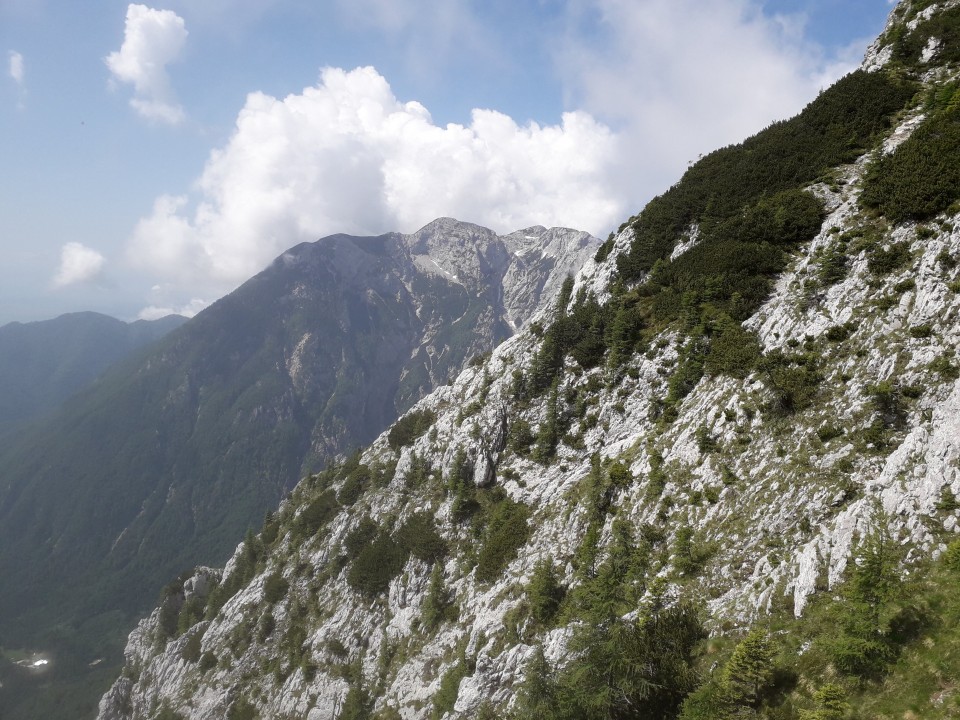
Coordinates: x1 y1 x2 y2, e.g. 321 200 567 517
128 66 623 289
105 4 188 124
53 242 106 287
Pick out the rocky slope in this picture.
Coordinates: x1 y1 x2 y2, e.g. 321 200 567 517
0 219 595 720
98 2 960 718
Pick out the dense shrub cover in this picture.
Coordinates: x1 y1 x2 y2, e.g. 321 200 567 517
517 70 914 402
345 513 447 598
292 490 339 541
475 494 532 583
862 106 960 222
387 409 436 451
892 5 960 66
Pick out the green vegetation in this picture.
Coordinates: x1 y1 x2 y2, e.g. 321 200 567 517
181 630 204 663
262 573 289 605
817 241 849 286
421 563 458 630
155 705 187 720
673 525 716 578
526 558 566 627
509 511 960 720
679 630 781 719
475 494 532 584
443 455 534 583
681 517 958 719
518 70 914 410
338 461 372 506
432 651 473 720
862 97 960 223
227 697 257 720
387 409 436 451
572 455 623 578
292 490 340 543
37 9 960 720
511 604 705 720
866 241 912 274
345 513 447 598
892 5 960 67
532 384 561 461
758 349 823 415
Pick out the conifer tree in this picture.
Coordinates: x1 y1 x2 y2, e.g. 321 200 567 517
533 382 560 462
800 684 849 720
721 630 775 710
422 563 455 631
607 300 637 368
553 604 704 720
528 558 565 626
828 505 906 678
511 645 559 720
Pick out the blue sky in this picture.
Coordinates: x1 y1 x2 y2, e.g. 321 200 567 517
0 0 896 324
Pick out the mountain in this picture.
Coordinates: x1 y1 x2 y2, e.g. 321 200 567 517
95 2 960 719
0 219 596 720
0 311 186 439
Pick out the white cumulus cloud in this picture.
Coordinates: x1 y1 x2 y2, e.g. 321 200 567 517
53 242 106 287
127 65 623 291
105 4 188 124
8 50 24 85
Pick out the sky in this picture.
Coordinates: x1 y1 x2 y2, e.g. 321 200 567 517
0 0 898 325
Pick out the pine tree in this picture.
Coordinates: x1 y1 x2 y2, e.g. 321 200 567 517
800 684 849 720
607 300 637 368
511 645 560 720
828 505 905 678
721 630 775 710
557 604 704 720
578 518 649 622
422 563 455 631
340 682 371 720
528 558 565 626
533 383 560 462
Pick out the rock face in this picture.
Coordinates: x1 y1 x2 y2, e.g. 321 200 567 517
0 219 596 720
98 2 960 718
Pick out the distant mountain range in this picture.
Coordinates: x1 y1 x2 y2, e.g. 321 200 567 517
0 218 597 720
0 312 186 439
